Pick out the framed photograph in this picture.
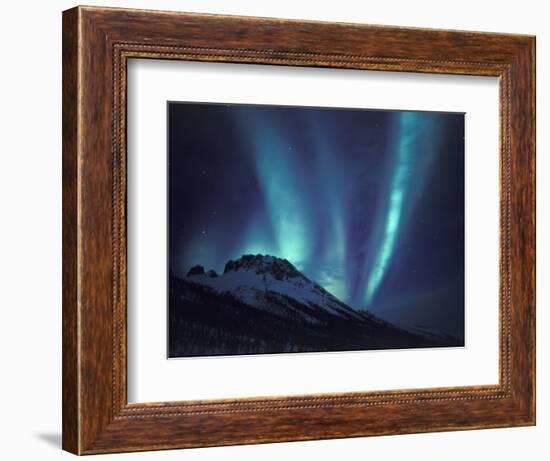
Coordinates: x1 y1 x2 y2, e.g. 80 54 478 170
166 100 466 358
62 5 535 455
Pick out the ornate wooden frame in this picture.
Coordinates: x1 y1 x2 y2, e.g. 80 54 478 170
62 5 536 455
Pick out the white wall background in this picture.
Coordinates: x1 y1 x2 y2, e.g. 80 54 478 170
0 1 545 459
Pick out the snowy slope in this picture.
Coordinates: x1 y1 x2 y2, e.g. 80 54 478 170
184 254 364 322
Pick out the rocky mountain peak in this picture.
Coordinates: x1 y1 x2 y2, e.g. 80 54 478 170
187 265 219 278
223 254 303 281
187 265 205 276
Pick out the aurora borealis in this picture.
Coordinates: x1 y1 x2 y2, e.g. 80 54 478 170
168 102 465 340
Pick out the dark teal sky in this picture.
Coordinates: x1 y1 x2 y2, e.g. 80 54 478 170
168 102 464 339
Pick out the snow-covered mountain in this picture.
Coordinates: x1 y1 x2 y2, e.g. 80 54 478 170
169 254 458 357
184 254 367 323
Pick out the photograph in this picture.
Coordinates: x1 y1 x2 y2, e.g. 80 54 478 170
168 102 465 358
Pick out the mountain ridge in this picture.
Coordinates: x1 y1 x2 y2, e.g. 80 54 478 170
185 254 370 322
169 254 460 357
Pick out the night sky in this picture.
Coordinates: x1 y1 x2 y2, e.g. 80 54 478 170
168 102 465 339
